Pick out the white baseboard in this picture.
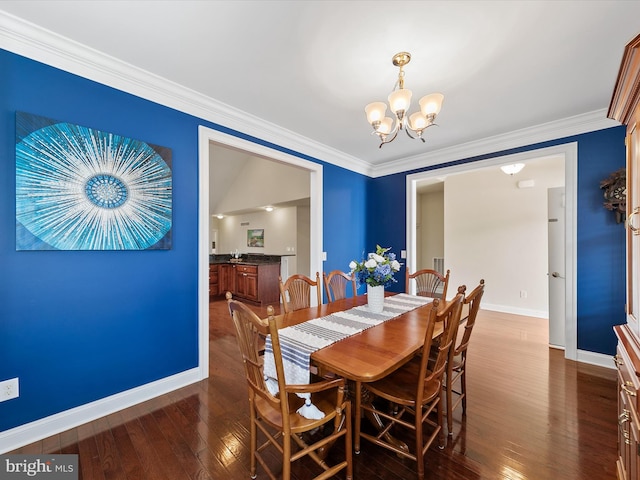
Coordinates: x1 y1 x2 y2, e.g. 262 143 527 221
482 302 549 319
0 368 202 454
483 306 615 370
577 349 615 370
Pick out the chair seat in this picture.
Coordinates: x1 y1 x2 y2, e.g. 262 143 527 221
256 388 342 433
366 361 442 407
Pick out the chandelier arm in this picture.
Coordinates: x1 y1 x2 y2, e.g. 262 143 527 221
379 128 399 148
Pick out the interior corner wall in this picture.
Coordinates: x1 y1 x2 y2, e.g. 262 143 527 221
0 48 370 445
321 163 369 298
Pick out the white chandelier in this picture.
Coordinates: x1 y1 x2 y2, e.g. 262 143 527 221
365 52 444 148
500 163 525 175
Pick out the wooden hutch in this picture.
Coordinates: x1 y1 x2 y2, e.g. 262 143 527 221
609 32 640 480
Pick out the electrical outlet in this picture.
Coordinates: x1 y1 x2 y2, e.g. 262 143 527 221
520 290 528 299
0 378 19 401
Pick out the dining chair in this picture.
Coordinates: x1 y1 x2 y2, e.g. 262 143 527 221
355 293 463 480
279 272 322 313
323 270 357 302
226 292 353 480
444 279 485 435
406 268 450 299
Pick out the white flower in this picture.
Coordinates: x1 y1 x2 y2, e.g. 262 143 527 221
371 253 385 263
364 258 378 269
349 245 402 288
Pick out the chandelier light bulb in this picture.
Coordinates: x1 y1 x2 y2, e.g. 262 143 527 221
378 117 394 135
419 93 444 116
365 102 387 124
388 88 412 116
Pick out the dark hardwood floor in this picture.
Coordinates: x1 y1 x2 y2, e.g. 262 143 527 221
10 297 618 479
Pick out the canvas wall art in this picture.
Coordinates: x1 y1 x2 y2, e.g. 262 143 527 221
15 112 172 250
247 229 264 248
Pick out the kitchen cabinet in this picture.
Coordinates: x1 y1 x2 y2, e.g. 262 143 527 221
209 261 280 305
232 263 280 305
209 264 219 298
219 264 234 296
235 264 258 301
609 32 640 480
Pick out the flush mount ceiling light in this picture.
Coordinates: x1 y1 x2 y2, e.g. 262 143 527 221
500 163 525 175
264 206 274 212
365 52 444 148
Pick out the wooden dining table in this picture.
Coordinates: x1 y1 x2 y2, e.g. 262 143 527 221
273 292 444 454
275 292 442 382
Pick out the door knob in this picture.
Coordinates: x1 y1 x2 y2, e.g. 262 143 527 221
549 272 564 278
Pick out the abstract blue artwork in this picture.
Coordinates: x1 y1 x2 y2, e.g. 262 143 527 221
16 112 172 250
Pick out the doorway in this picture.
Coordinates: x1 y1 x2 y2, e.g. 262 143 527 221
406 143 577 361
196 126 324 379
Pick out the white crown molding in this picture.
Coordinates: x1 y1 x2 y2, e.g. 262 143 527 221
0 10 622 180
0 10 372 176
372 109 620 178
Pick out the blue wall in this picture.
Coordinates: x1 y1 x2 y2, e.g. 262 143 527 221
369 127 627 355
0 49 368 432
322 164 370 297
0 47 626 436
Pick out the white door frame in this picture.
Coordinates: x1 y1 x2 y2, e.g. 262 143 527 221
406 142 578 361
197 126 324 378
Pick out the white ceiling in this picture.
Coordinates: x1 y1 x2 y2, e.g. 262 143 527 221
1 1 638 174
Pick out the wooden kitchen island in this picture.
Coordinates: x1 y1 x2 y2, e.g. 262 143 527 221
209 254 282 305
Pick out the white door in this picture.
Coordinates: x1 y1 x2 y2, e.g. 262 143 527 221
548 187 565 348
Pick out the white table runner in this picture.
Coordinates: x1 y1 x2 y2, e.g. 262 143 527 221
263 294 433 418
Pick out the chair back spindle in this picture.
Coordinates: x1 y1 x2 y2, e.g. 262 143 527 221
406 268 450 299
279 272 322 313
323 270 357 302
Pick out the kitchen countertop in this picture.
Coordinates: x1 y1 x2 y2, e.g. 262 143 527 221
209 254 287 265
